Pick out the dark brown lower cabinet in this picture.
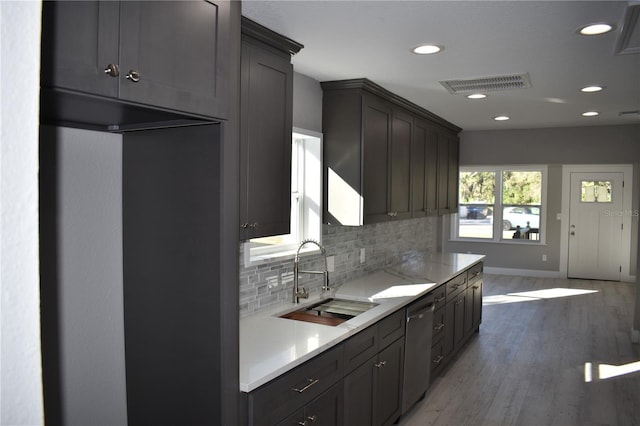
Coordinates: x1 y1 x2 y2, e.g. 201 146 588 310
245 263 483 425
277 383 344 426
344 337 404 426
444 290 467 357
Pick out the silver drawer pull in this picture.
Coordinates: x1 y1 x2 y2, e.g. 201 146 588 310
292 378 319 393
433 355 444 364
374 360 387 368
434 296 445 303
307 415 318 422
434 323 445 331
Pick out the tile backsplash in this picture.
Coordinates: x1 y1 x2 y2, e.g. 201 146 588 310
239 216 439 317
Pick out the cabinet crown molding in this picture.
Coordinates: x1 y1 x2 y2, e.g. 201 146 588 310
321 78 462 134
241 16 303 56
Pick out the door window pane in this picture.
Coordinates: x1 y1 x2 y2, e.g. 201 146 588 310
581 181 612 203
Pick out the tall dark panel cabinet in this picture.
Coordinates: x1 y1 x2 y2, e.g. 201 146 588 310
239 17 303 240
122 126 223 425
39 2 241 425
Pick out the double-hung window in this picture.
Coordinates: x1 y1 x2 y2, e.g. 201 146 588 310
245 129 323 265
454 165 546 243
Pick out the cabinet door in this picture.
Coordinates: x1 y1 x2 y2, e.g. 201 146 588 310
119 1 230 119
240 39 294 239
362 95 392 223
470 279 483 331
343 358 375 426
41 1 120 97
444 293 466 356
411 119 438 217
437 134 451 214
375 338 404 426
389 109 412 220
447 134 460 214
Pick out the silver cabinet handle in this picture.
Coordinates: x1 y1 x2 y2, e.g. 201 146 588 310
104 64 119 77
292 378 319 393
307 415 317 422
434 323 445 331
374 360 387 368
126 70 140 82
433 355 444 364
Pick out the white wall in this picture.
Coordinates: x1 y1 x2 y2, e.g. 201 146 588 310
0 2 45 425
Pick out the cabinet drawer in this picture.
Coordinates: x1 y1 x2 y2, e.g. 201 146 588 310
378 310 405 350
432 307 446 344
248 345 344 426
344 325 378 374
432 284 446 311
468 262 483 284
446 272 467 300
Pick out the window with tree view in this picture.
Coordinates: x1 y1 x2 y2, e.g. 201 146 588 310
455 166 545 243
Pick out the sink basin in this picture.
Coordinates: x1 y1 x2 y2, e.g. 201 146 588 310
279 298 378 326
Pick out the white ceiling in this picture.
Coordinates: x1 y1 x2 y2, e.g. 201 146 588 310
242 1 640 131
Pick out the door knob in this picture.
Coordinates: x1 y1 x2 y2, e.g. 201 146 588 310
104 64 119 77
126 70 141 82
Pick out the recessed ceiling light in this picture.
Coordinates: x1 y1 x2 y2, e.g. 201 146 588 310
493 115 510 121
467 94 487 99
581 85 605 93
578 23 614 36
582 111 599 117
412 44 442 55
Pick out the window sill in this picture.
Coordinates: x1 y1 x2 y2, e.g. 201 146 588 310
449 238 546 246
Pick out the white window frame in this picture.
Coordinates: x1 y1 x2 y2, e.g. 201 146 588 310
452 165 547 244
244 128 323 266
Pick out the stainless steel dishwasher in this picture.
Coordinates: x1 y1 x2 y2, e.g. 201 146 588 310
402 293 435 414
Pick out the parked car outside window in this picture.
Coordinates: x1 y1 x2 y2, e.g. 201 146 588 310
503 206 540 230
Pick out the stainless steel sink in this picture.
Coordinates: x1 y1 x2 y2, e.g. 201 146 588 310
279 298 378 326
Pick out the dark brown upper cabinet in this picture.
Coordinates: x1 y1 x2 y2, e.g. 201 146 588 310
239 17 303 240
40 1 232 130
322 79 461 226
411 118 439 217
437 131 460 215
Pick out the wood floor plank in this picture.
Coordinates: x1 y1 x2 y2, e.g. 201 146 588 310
400 274 640 426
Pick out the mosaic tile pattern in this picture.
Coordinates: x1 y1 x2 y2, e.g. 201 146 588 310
240 216 438 316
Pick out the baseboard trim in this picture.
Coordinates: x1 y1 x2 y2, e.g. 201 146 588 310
485 267 636 283
484 267 561 278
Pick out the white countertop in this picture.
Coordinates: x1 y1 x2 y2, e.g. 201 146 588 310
239 252 485 392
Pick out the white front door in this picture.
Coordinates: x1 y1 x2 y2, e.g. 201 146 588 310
568 172 623 281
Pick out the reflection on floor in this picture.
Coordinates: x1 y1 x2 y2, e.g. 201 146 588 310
399 274 640 426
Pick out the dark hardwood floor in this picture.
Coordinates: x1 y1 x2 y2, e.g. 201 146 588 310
399 274 640 426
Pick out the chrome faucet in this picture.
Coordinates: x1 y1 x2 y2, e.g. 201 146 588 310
293 239 330 303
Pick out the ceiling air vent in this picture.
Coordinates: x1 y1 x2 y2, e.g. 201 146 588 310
440 73 532 94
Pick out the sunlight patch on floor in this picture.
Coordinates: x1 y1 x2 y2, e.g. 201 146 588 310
584 360 640 382
484 288 598 305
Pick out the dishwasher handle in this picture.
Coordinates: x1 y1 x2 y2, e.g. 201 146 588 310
407 302 435 323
